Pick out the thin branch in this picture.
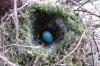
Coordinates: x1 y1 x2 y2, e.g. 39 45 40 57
14 0 19 46
77 0 90 10
92 32 99 53
90 42 94 66
17 0 41 11
74 9 100 18
0 14 8 52
0 44 42 49
71 0 100 18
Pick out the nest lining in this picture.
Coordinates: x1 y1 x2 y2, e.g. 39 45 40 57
30 10 66 46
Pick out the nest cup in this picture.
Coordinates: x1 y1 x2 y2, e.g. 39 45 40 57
30 10 66 47
18 2 84 55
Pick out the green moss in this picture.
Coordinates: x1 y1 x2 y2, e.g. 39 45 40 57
57 36 69 49
10 48 24 65
18 2 84 56
26 3 84 35
10 48 34 66
48 53 56 63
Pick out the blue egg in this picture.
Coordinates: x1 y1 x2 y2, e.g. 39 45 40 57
42 31 53 43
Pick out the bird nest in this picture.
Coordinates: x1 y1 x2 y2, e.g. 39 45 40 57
18 2 84 53
0 1 85 66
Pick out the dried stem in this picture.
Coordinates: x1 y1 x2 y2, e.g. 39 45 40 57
14 0 19 46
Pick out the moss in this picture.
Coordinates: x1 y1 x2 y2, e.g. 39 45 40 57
48 53 56 63
27 3 84 35
57 36 69 49
18 2 84 56
10 48 24 66
10 48 34 66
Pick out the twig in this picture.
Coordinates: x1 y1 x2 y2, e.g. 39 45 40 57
75 0 90 16
3 48 12 54
0 44 42 49
0 54 17 66
74 9 100 18
82 9 95 66
17 0 31 10
56 31 85 64
90 42 94 66
14 0 19 46
17 0 41 11
71 0 100 18
77 0 90 10
1 14 7 52
92 32 99 53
